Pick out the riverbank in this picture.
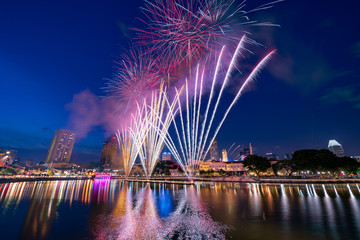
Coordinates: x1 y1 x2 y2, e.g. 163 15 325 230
0 176 88 183
1 176 360 184
112 176 360 184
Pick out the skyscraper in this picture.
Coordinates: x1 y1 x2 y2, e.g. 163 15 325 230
328 139 345 157
45 129 76 164
100 135 120 169
210 138 219 161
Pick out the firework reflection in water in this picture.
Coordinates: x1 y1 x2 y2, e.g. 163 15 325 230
92 184 227 240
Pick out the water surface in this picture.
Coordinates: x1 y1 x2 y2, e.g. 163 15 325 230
0 180 359 239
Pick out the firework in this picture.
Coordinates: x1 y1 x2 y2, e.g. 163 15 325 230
135 0 281 84
152 36 275 177
105 49 161 112
128 84 183 178
116 127 140 177
224 143 241 160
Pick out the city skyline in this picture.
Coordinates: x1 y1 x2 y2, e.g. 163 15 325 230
1 0 360 163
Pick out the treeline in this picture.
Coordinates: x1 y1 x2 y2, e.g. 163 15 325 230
243 149 360 176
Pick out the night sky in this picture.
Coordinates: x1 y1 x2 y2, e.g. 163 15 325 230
1 0 359 163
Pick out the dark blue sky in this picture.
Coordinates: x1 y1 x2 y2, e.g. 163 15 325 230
1 0 359 163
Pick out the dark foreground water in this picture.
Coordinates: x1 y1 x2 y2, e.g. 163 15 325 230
0 180 360 240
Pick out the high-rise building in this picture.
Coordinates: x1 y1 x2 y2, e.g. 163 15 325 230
328 139 345 157
222 149 228 162
210 138 219 161
45 129 76 164
162 151 172 161
100 135 120 169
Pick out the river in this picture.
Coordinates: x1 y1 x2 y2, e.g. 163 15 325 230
0 180 359 239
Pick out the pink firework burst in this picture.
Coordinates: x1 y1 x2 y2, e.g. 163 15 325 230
105 49 161 111
136 0 236 64
135 0 281 86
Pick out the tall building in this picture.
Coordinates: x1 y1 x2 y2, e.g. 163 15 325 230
210 138 219 161
222 149 228 162
45 129 76 164
100 135 119 169
328 139 345 157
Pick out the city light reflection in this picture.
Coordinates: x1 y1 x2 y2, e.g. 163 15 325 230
1 181 360 239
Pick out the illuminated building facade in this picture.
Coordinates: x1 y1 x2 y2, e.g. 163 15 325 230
162 152 172 161
222 149 228 162
199 161 245 172
328 139 345 157
45 129 76 164
100 135 120 169
210 138 219 161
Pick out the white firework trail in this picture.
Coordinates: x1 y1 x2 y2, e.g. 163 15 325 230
156 36 275 177
128 84 183 178
116 127 141 177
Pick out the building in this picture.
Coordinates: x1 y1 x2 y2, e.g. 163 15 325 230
100 135 120 169
0 149 16 167
351 156 360 163
45 129 76 164
222 149 228 162
239 143 253 160
162 151 172 161
210 138 219 161
282 153 292 160
225 162 246 172
199 160 245 173
25 160 36 167
265 153 279 160
328 139 345 157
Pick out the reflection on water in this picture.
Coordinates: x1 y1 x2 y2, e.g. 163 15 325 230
1 181 360 239
91 182 227 240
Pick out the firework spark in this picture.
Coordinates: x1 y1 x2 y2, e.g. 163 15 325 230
152 36 275 177
116 127 141 177
105 49 161 112
128 84 184 178
135 0 281 84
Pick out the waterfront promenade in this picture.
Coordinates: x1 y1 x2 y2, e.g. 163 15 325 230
114 176 360 184
1 175 360 184
0 176 88 183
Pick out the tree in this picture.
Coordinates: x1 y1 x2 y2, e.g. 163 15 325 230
316 149 337 172
243 155 271 176
47 169 55 176
338 157 360 174
291 149 318 172
279 160 294 176
1 168 17 175
272 162 280 176
154 161 170 175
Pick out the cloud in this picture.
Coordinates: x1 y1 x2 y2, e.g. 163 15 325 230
65 89 131 139
321 85 360 109
65 89 103 139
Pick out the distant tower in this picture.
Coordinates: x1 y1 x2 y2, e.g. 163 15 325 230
328 139 345 157
222 149 228 162
249 142 253 155
100 135 119 169
45 129 76 164
210 138 219 160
